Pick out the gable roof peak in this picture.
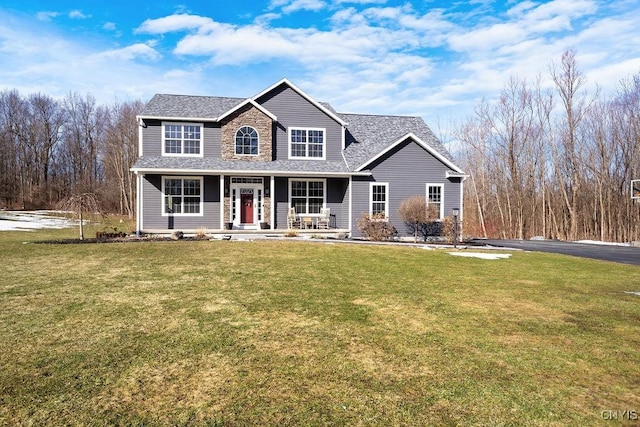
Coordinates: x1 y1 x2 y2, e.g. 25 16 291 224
253 78 347 127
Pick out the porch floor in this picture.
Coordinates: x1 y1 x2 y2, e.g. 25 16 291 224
140 228 351 238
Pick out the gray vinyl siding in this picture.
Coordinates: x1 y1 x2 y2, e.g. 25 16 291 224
351 139 462 238
141 119 162 157
274 177 288 229
141 174 220 231
326 178 350 229
273 177 350 229
140 120 221 158
256 85 343 162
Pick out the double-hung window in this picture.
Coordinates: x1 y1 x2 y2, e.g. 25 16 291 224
290 179 325 214
426 184 444 219
289 128 325 159
370 182 389 219
163 122 202 156
163 177 203 215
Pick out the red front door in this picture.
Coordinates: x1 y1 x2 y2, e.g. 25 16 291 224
241 192 253 224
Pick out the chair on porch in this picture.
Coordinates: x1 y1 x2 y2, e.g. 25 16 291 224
287 207 301 229
316 207 330 229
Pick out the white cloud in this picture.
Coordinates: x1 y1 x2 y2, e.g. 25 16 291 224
333 0 387 4
36 11 60 22
68 10 90 19
282 0 327 13
3 0 640 129
136 14 214 34
92 43 161 61
268 0 328 13
130 1 640 124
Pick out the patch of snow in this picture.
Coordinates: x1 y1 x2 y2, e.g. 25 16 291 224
624 291 640 297
448 252 512 260
575 240 630 247
0 210 78 231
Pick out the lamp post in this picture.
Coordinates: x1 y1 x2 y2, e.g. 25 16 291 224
452 207 460 248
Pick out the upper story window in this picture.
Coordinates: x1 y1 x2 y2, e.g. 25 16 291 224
289 127 325 159
235 126 259 155
163 122 202 156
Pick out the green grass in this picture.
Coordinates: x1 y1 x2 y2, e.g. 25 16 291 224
1 224 639 426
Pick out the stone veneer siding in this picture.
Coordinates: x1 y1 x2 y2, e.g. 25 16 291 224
221 104 273 161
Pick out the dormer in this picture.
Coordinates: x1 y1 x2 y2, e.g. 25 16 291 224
218 99 277 162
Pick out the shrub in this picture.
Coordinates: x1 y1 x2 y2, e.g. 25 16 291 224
357 213 397 241
398 196 439 242
195 227 209 240
398 196 440 243
418 216 455 243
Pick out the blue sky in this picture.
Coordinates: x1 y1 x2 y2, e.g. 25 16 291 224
1 0 639 127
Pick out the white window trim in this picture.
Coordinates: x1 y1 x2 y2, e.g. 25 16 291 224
161 176 204 217
288 178 327 216
288 127 326 160
162 122 204 157
426 183 444 220
369 182 389 220
235 126 260 156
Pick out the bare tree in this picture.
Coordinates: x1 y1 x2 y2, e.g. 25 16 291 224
398 196 437 243
549 49 592 240
28 93 65 205
62 92 105 193
57 192 100 240
101 100 142 217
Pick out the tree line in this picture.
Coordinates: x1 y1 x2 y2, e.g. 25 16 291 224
2 50 638 242
0 91 142 217
456 49 640 243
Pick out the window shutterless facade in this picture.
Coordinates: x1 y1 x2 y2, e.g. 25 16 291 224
289 179 325 214
370 182 389 219
426 183 444 219
162 122 203 156
289 127 325 159
162 177 203 216
235 126 259 155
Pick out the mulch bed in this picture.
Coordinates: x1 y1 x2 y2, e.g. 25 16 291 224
34 235 209 244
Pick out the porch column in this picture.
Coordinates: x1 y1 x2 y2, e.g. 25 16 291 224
220 175 225 230
136 172 143 236
270 175 275 230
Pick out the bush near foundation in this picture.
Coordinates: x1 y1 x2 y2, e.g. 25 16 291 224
357 213 397 241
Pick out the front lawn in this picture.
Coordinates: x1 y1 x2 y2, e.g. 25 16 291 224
1 227 639 425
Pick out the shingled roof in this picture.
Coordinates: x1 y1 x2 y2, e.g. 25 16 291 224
136 88 460 174
141 94 243 119
340 113 454 171
132 157 351 175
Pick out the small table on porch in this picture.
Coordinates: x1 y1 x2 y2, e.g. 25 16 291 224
301 217 314 229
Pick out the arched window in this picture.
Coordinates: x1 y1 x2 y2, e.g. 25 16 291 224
235 126 259 155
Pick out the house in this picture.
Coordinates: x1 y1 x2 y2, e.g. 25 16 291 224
131 78 466 237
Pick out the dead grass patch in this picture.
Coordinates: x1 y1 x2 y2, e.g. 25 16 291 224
2 231 640 425
97 355 237 421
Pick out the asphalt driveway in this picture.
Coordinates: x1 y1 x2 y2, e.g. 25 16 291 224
470 239 640 266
